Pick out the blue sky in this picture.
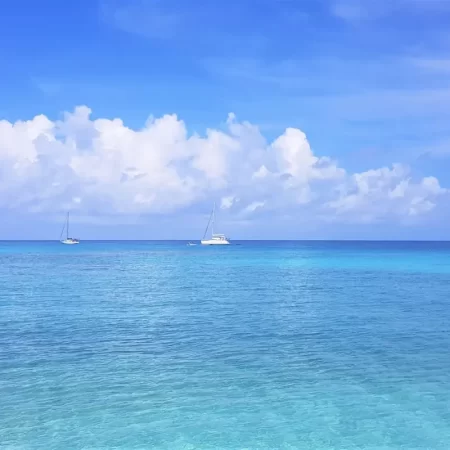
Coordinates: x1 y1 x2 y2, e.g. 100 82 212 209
1 0 450 239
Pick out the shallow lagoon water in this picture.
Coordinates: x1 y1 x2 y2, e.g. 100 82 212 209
1 241 450 449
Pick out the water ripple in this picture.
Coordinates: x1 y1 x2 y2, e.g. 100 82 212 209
1 241 450 449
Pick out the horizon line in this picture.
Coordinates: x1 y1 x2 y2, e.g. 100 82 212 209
1 239 450 243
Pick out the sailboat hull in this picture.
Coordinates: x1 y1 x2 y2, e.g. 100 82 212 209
60 212 80 244
201 239 230 245
201 202 230 245
61 239 80 245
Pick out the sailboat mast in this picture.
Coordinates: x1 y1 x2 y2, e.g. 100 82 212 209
212 202 215 236
67 212 69 239
202 206 213 240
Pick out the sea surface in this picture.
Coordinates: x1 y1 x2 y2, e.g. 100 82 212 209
1 240 450 449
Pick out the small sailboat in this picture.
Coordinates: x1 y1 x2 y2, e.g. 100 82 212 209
187 242 197 246
60 212 80 245
201 202 230 245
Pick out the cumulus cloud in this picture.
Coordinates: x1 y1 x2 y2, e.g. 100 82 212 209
0 106 446 223
327 165 447 222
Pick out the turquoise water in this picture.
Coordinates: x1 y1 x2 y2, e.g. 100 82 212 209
1 241 450 449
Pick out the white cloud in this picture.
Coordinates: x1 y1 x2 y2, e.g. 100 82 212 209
220 196 237 209
327 165 447 222
271 128 345 183
331 0 450 22
0 106 446 224
100 0 181 40
244 201 265 213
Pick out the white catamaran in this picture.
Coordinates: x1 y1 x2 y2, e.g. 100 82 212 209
60 212 80 245
201 202 230 245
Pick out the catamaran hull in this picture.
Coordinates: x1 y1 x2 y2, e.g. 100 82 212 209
61 240 80 245
201 239 230 245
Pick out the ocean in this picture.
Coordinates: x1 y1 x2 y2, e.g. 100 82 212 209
1 241 450 449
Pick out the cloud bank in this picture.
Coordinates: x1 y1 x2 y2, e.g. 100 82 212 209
0 106 446 224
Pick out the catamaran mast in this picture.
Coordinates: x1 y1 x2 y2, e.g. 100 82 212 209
67 212 69 239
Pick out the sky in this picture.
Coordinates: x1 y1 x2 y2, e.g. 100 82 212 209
1 0 450 239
